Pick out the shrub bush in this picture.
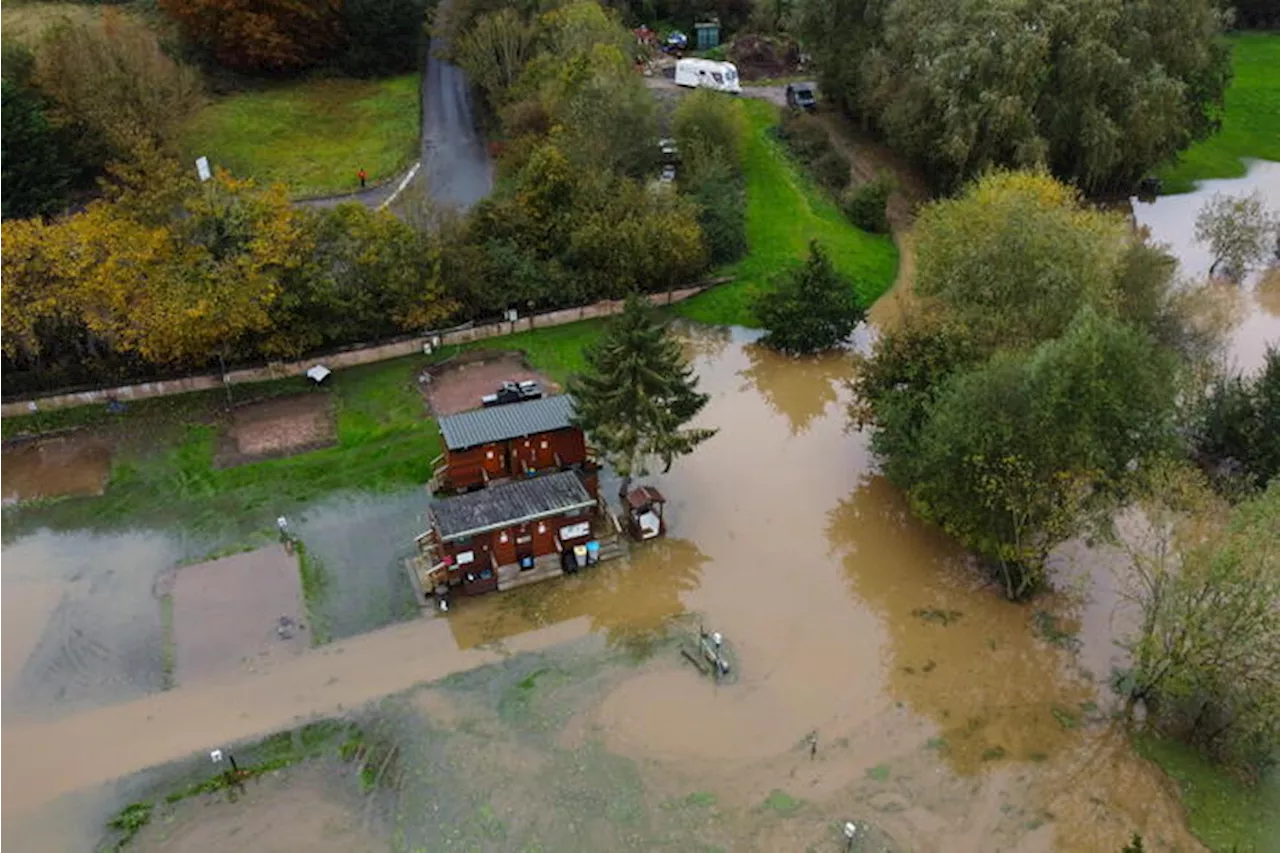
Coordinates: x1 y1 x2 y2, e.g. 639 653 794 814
811 148 851 191
681 153 747 265
776 111 830 163
842 173 892 233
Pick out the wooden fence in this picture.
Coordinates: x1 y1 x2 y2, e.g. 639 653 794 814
1 281 729 417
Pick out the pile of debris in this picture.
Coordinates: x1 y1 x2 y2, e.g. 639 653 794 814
727 34 802 81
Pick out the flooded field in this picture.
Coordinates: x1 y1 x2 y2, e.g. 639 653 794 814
291 490 425 640
1132 159 1280 374
2 530 181 718
2 434 113 504
3 326 1212 851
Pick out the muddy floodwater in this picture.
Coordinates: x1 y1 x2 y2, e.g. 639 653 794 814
1132 159 1280 374
4 327 1205 852
2 434 113 504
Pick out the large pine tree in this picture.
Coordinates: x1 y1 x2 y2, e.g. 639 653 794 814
568 293 717 501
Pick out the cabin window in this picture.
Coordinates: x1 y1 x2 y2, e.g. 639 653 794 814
712 72 724 84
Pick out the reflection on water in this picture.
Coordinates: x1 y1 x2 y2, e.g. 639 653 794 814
1132 160 1280 374
829 476 1095 773
446 537 709 651
739 343 852 436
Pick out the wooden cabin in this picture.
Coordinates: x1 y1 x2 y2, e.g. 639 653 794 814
431 395 596 494
418 470 600 596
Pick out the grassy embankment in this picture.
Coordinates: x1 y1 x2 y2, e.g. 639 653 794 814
1158 32 1280 194
180 74 420 199
677 98 899 327
1135 734 1280 853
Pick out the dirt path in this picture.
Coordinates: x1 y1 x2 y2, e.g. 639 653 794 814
814 112 928 327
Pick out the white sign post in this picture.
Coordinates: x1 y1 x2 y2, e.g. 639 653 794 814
196 156 212 183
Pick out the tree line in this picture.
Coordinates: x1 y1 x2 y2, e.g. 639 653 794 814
798 0 1234 194
2 1 746 396
1 0 427 222
851 168 1279 776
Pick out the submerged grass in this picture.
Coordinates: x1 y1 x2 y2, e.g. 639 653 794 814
104 720 357 849
295 540 333 645
1135 733 1280 853
180 75 420 199
678 98 898 327
1158 33 1280 194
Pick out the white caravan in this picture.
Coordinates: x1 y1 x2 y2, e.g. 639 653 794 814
674 58 741 94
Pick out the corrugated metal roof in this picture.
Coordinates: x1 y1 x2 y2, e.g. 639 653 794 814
438 394 577 451
428 471 595 541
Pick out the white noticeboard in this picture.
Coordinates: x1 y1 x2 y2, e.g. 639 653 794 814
560 522 591 541
196 156 212 182
456 551 475 565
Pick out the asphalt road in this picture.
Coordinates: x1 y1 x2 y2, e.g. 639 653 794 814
421 36 493 211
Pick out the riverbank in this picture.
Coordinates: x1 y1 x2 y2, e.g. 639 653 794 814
677 99 899 327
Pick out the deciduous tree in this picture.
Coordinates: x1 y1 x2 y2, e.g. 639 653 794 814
455 8 536 107
913 170 1130 354
753 241 866 354
568 293 717 502
160 0 345 73
1195 348 1280 491
1115 477 1280 772
801 0 1231 193
673 89 746 169
908 309 1178 598
34 10 202 158
1194 189 1280 281
0 216 86 360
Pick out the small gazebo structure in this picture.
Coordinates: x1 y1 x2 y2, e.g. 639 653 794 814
625 485 666 541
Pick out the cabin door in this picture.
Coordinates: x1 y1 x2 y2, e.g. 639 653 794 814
481 445 507 480
514 524 535 567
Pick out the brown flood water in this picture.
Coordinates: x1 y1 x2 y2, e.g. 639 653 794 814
2 434 113 504
3 327 1203 852
1131 159 1280 375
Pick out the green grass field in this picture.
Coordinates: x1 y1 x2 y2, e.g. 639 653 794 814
677 98 899 327
1 324 615 548
1158 32 1280 194
180 75 420 199
1135 734 1280 853
3 359 439 547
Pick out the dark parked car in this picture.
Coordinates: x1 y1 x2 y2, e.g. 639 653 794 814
786 82 817 112
481 380 543 407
